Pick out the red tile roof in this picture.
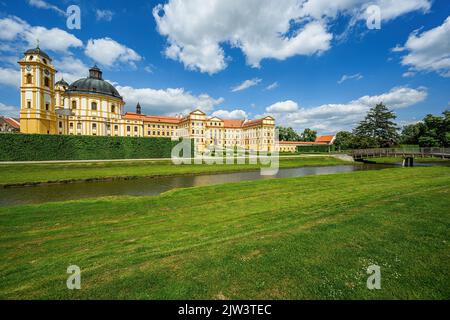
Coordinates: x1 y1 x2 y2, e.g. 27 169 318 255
2 117 20 129
223 120 244 128
315 135 335 144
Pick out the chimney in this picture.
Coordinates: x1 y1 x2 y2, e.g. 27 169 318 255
136 102 141 115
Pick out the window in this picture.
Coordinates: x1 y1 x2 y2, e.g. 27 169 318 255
44 77 50 87
134 126 138 132
27 101 31 109
69 123 73 129
45 103 49 111
111 105 115 113
72 101 77 109
91 102 97 111
92 123 97 130
127 126 130 132
59 122 62 128
77 123 82 130
114 125 118 131
26 74 32 84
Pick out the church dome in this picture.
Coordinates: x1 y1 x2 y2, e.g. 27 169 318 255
66 65 123 100
24 46 51 61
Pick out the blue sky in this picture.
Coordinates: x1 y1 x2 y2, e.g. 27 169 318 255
0 0 449 134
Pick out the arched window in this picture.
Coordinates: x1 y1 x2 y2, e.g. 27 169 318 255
91 102 97 111
26 74 33 84
111 105 115 113
44 77 50 87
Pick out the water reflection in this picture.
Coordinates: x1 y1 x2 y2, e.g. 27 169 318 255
0 164 399 207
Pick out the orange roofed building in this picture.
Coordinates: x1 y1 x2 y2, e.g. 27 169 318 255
278 135 336 153
122 108 276 152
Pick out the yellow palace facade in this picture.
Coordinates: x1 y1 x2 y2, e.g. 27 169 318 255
18 46 276 151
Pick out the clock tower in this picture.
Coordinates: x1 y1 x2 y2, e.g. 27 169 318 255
18 45 57 134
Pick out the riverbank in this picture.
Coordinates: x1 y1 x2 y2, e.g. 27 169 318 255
0 156 349 187
0 167 449 299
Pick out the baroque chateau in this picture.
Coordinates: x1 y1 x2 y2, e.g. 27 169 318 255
18 46 276 152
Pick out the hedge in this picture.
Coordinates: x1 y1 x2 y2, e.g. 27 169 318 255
0 133 193 161
296 145 335 153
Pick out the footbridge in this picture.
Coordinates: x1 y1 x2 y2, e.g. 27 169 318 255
350 147 450 166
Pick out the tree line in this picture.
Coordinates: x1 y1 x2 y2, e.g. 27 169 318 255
277 103 449 150
334 103 450 150
277 126 317 142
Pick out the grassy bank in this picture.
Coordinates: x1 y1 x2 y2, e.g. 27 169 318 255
0 167 449 299
0 156 348 186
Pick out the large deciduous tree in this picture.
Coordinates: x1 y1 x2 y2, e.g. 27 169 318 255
277 126 301 141
300 128 317 142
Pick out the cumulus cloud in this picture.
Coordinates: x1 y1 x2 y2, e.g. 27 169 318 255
27 0 65 16
85 38 142 67
398 16 450 77
0 67 20 87
115 85 224 115
231 78 262 92
53 56 90 84
266 86 427 133
0 16 82 53
266 100 299 113
153 0 431 73
0 102 20 117
211 109 248 120
96 10 114 22
153 0 332 74
337 73 363 84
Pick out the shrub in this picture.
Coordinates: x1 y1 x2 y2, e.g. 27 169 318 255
0 133 193 161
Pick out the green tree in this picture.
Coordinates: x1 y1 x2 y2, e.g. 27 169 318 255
300 128 317 142
334 131 354 150
400 123 425 145
276 126 301 141
353 103 399 147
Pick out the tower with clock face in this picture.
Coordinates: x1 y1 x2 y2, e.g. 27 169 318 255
18 46 57 134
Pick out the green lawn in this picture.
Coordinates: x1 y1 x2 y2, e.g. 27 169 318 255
0 167 449 299
0 156 348 186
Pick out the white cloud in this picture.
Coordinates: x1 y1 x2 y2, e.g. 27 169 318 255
266 100 299 113
398 16 450 77
0 67 20 87
266 86 427 133
53 56 89 84
0 102 19 117
211 109 248 120
0 16 82 53
0 16 27 41
115 85 224 115
85 38 142 67
153 0 430 73
96 10 114 22
27 0 65 16
337 73 363 84
153 0 332 74
231 78 262 92
265 82 279 90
